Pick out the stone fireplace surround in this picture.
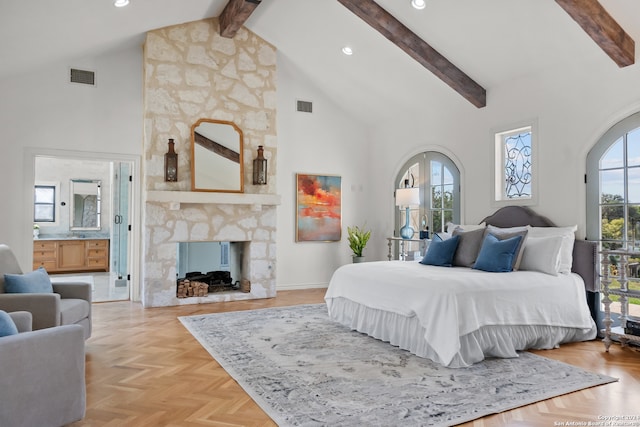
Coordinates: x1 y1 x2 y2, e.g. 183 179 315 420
142 192 280 307
141 18 278 308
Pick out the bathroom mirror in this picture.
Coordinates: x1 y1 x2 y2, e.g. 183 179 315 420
70 179 101 230
191 119 244 193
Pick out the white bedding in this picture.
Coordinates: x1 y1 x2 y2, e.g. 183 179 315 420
324 261 597 367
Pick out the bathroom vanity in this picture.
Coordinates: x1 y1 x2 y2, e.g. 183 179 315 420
33 238 109 273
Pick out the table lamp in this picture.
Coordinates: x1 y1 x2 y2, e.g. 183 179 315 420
395 187 420 239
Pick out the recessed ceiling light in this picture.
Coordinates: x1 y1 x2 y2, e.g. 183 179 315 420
411 0 426 10
114 0 130 7
342 46 353 56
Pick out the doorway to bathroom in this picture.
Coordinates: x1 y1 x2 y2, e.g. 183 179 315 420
32 151 138 302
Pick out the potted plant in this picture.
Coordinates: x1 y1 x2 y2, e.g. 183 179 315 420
347 224 371 263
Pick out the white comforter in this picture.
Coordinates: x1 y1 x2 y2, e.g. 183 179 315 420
324 261 596 367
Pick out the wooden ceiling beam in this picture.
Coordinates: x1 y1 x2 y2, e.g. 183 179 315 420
219 0 261 39
555 0 634 68
337 0 486 108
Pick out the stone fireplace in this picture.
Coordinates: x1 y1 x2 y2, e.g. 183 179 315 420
141 18 278 307
142 192 278 307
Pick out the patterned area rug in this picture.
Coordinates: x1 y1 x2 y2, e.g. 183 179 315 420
179 304 616 427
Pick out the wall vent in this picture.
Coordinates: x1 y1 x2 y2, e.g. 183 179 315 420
70 68 96 86
296 100 313 113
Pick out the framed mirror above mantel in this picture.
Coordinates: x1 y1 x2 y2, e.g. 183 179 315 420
191 119 244 193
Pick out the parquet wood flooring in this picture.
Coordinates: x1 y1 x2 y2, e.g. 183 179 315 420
70 289 640 426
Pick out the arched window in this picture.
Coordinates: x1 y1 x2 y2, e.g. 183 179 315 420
586 111 640 323
587 112 640 249
395 152 460 245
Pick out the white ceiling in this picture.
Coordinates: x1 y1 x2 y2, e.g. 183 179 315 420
1 0 638 127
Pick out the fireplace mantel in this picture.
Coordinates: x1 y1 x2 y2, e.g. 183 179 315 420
146 190 281 210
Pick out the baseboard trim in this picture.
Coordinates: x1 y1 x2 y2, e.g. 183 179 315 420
277 282 329 291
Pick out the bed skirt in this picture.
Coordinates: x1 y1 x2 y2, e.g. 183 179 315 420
326 297 596 368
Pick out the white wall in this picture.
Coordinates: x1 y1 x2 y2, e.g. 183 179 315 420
275 55 372 289
366 56 640 261
0 44 143 265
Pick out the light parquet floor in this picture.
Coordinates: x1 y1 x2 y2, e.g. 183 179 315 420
71 289 640 427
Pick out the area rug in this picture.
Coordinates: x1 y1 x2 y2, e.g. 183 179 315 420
179 304 616 427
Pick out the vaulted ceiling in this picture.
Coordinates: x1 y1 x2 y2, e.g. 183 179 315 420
1 0 638 127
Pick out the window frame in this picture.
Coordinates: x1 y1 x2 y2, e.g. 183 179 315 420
587 111 640 248
586 111 640 331
395 151 460 237
34 181 60 226
492 120 538 207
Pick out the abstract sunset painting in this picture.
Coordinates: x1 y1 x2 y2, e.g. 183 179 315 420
296 174 342 241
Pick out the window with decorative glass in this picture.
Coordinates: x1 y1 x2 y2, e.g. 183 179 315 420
493 124 536 204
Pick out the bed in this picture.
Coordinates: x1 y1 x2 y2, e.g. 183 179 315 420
324 206 598 368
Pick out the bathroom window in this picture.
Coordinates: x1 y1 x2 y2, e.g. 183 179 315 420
34 185 56 223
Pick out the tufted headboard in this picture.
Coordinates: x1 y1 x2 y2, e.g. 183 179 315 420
480 206 598 294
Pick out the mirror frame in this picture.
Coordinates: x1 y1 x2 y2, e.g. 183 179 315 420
190 119 244 193
70 179 101 231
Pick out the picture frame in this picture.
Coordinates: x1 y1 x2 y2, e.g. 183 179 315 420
296 173 342 242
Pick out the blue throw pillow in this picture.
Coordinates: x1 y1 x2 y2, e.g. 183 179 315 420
0 310 19 337
4 267 53 293
420 235 460 267
473 233 523 273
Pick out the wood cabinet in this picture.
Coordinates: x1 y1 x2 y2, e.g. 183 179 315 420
32 241 57 272
86 239 109 271
33 239 109 273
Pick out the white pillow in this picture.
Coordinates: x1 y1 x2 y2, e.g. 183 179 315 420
520 235 563 276
445 223 486 234
525 225 577 274
487 225 527 233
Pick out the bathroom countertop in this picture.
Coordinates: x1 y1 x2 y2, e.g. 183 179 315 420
34 235 110 241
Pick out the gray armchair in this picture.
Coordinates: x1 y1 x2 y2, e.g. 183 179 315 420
0 311 86 427
0 244 91 339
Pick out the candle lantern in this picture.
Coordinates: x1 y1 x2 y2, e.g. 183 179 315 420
253 145 267 185
164 138 178 182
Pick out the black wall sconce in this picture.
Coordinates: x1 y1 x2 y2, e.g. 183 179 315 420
164 138 178 182
253 145 267 185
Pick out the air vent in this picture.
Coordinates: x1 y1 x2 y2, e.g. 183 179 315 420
70 68 96 86
296 100 313 113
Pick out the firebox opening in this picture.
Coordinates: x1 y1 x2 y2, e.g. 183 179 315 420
176 241 244 296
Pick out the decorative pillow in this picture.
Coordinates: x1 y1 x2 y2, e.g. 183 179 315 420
434 232 452 241
485 225 528 270
0 310 19 337
445 223 486 234
420 235 460 267
526 225 577 274
519 235 563 276
452 227 485 267
473 233 523 273
4 267 53 294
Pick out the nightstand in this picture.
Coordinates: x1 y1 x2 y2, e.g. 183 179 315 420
387 237 430 261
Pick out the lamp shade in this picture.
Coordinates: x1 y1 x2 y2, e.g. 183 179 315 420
395 187 420 207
